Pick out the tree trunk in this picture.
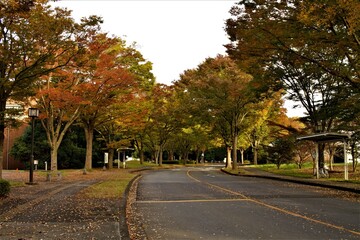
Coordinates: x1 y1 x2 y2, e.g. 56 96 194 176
159 147 163 166
169 150 174 161
108 148 114 169
232 134 238 170
0 132 3 179
139 150 144 164
253 147 258 165
135 138 144 164
195 149 200 164
184 150 189 162
50 147 58 171
329 146 334 171
84 126 94 170
318 143 325 169
240 148 244 165
0 131 4 179
226 146 232 168
154 149 159 165
0 100 5 179
350 142 357 172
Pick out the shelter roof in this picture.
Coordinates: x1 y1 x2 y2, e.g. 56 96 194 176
297 132 351 143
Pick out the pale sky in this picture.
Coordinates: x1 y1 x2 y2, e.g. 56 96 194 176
52 0 305 117
52 0 238 85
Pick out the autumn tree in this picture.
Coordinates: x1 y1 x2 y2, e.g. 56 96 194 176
76 34 140 170
116 92 153 165
245 92 284 165
176 55 255 170
145 84 182 166
107 44 155 166
36 69 87 171
190 124 213 164
33 14 105 172
95 119 132 169
0 0 93 178
95 85 154 169
225 0 359 169
226 0 359 87
172 128 194 164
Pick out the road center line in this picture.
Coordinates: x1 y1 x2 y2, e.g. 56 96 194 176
187 170 360 236
137 199 249 204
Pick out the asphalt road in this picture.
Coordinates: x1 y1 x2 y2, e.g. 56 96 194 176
134 166 360 240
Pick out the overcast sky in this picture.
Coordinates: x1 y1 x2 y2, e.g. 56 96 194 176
52 0 304 117
52 0 237 85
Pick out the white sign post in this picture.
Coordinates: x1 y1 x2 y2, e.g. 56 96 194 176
104 152 108 170
34 160 38 171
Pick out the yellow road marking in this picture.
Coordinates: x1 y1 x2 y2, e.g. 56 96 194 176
137 199 248 204
187 170 360 236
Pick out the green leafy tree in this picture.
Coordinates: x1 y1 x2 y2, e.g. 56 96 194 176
11 123 91 169
145 84 182 166
176 55 255 170
246 93 284 165
267 136 297 169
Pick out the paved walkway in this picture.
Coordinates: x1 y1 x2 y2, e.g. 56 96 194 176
0 180 127 240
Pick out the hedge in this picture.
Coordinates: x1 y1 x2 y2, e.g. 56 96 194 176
0 179 10 197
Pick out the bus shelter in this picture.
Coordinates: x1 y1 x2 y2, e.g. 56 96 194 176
116 147 135 169
297 133 351 180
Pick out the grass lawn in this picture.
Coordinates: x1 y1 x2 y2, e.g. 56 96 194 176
250 163 360 183
80 171 136 199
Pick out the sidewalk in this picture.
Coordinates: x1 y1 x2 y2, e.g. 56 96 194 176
228 167 360 194
0 170 129 240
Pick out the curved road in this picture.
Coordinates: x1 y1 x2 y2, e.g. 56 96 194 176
134 166 360 239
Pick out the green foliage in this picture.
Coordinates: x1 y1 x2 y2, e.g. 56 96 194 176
205 147 226 162
267 137 297 169
10 124 105 169
0 179 11 197
124 160 157 169
10 122 50 168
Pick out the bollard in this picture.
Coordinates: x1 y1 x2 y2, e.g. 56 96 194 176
57 172 62 181
46 173 51 182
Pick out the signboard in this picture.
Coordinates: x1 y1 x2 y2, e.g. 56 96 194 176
104 152 109 164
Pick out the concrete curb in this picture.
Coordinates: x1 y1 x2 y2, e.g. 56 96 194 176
119 174 141 240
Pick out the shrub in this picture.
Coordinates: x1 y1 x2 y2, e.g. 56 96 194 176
0 179 11 197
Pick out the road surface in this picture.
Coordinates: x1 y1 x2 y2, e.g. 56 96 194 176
133 166 360 239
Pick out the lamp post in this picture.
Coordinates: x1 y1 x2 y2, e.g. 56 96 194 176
28 108 39 184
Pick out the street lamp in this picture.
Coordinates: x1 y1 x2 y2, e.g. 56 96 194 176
28 107 39 184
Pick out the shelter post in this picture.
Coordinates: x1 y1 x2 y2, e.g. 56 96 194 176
344 140 348 180
315 142 319 179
